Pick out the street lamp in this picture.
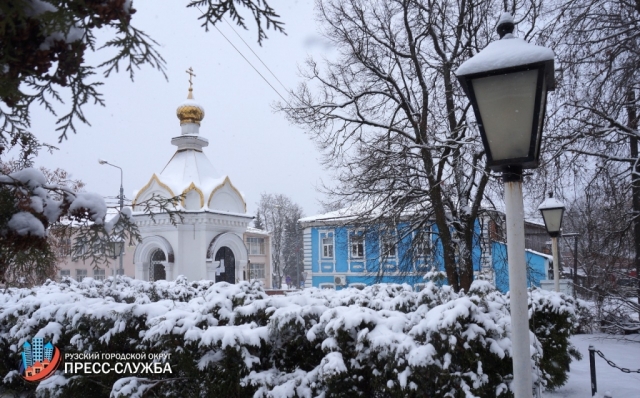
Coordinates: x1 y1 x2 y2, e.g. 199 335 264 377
98 158 125 276
538 192 565 293
456 13 555 398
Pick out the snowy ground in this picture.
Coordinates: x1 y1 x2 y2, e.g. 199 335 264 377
544 333 640 398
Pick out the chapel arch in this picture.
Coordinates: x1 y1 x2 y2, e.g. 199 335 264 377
206 232 248 284
133 235 174 281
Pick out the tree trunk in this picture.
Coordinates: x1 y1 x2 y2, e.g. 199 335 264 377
628 89 640 316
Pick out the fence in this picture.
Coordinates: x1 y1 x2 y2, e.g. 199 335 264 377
589 345 640 397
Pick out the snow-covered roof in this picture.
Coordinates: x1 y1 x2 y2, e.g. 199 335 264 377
132 89 247 213
299 207 357 223
246 227 270 236
159 150 223 197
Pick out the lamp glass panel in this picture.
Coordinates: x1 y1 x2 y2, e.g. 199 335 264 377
471 69 538 161
111 241 123 257
541 208 563 233
533 77 547 160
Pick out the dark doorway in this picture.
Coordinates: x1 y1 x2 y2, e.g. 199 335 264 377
214 246 235 284
150 249 166 281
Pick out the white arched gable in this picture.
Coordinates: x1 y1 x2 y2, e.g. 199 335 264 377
182 183 204 210
208 177 246 213
133 174 175 211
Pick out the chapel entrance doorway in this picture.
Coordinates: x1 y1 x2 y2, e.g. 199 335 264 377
214 246 235 284
149 249 166 281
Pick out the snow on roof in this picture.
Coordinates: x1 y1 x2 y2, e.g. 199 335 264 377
537 196 565 210
159 150 224 195
299 207 357 223
246 227 270 236
525 247 553 261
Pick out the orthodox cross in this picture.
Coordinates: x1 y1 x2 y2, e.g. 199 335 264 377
186 67 196 89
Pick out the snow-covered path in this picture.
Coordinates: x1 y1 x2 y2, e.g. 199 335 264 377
544 334 640 398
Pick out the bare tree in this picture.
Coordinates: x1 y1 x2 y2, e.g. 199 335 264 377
256 193 304 288
282 211 304 288
280 0 546 292
540 0 640 313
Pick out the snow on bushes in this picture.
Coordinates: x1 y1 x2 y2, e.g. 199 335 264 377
0 277 581 397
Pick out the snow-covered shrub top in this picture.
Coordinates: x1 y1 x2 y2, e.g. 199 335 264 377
0 278 580 398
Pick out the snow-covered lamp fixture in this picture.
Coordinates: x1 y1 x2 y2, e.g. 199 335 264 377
455 13 555 174
538 192 565 238
455 14 556 398
109 241 124 259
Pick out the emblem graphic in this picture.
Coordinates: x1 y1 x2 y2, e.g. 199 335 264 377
19 338 62 382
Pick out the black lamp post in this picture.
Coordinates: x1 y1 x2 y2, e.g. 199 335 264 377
455 13 555 398
538 192 566 292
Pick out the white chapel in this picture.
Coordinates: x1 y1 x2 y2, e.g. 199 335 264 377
131 71 253 283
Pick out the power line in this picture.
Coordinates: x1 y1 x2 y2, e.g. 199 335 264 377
195 6 291 107
222 17 290 94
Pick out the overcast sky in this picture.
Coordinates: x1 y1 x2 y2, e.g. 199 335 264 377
24 0 332 218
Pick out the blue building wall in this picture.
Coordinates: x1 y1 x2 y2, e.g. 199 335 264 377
492 241 548 293
307 222 483 290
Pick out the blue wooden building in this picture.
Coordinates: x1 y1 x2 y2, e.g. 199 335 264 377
299 209 552 293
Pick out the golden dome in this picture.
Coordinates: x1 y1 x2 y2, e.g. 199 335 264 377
176 88 205 125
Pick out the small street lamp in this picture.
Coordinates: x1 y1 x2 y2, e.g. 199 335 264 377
98 158 125 276
538 192 566 292
110 241 124 260
456 13 555 398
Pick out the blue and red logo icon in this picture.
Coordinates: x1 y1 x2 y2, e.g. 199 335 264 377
19 338 62 382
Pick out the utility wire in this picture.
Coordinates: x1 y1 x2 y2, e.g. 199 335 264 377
222 17 290 94
195 6 292 107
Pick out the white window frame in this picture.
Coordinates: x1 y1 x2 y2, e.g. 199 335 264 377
380 232 397 259
246 237 265 255
350 231 365 259
349 283 366 290
414 227 433 260
319 283 336 289
248 263 266 279
60 269 71 279
75 269 87 281
93 269 106 281
321 235 334 259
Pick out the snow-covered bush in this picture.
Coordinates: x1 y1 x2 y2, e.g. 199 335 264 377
0 278 581 397
527 288 583 391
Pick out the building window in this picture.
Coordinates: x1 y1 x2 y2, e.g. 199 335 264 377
248 263 266 279
247 237 265 255
75 269 87 281
60 269 71 279
94 269 106 281
350 234 364 259
319 283 335 289
381 235 397 258
414 228 433 260
322 237 334 259
58 238 72 257
349 283 366 290
414 283 427 292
